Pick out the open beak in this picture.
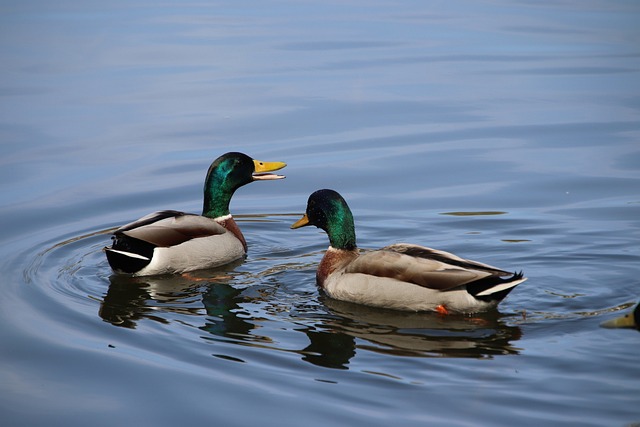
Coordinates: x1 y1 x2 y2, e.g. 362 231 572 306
291 213 310 229
252 159 286 180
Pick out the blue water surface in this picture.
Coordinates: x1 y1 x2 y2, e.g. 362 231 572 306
1 1 639 426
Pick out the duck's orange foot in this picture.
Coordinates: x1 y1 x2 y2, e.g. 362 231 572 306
435 304 449 315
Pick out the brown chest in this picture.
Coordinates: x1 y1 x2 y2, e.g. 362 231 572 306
218 217 247 252
316 248 358 287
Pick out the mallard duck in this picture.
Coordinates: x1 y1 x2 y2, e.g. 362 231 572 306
601 303 639 330
105 152 286 276
291 189 527 314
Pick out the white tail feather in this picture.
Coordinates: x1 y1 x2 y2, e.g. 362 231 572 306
106 248 150 261
475 277 527 297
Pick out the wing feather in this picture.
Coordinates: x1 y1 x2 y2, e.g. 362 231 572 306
116 211 226 247
383 243 511 275
344 246 498 291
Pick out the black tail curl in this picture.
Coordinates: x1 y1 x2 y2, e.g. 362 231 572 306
467 270 525 303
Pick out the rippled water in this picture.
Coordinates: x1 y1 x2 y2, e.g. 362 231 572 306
1 2 639 426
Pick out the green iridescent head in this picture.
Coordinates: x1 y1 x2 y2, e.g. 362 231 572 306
291 189 357 250
202 152 286 218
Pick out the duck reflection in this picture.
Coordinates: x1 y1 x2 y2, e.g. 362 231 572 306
299 298 522 366
100 269 523 364
301 329 356 369
100 274 208 328
100 267 271 351
199 282 259 342
100 260 249 329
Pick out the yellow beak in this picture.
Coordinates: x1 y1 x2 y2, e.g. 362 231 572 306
252 159 287 180
601 313 637 329
291 213 310 229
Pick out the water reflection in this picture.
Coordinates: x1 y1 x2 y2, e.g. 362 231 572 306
100 263 269 345
199 281 266 344
300 329 356 369
100 269 523 362
301 298 523 363
100 271 227 328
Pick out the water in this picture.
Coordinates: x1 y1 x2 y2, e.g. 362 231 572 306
1 1 639 426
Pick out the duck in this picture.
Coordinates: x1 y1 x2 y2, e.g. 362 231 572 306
600 303 639 330
105 152 286 276
291 189 527 314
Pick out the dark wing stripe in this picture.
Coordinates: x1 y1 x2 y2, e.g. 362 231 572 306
345 250 482 291
383 244 510 276
121 224 223 247
117 210 187 232
117 212 226 247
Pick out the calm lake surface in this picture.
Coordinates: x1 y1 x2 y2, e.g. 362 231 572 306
1 1 639 426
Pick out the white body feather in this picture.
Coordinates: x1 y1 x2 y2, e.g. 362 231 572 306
323 271 491 312
133 231 245 276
